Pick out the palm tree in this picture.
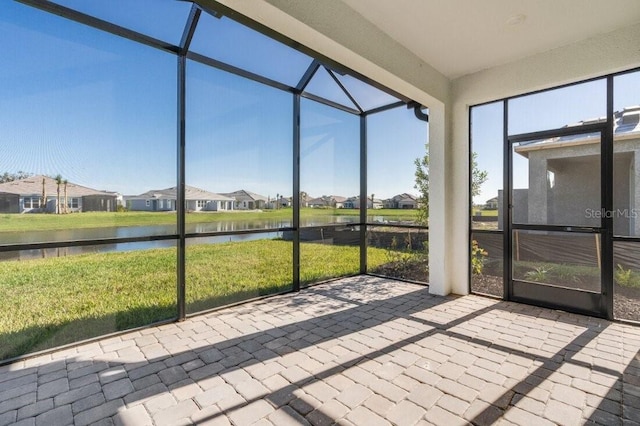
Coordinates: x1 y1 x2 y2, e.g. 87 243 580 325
41 177 46 213
63 179 68 214
54 174 62 214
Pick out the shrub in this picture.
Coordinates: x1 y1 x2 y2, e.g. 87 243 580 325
615 264 635 287
471 240 488 275
524 265 551 282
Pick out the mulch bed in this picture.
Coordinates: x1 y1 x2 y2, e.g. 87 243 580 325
473 274 640 322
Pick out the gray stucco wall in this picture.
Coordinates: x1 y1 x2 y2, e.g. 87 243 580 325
498 189 528 230
127 199 154 211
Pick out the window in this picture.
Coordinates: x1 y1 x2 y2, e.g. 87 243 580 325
24 197 41 209
67 198 79 209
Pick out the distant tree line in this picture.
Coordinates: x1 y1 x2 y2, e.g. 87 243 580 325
0 171 31 184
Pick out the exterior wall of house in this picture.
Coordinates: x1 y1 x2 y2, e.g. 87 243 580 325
397 200 416 209
512 139 640 235
234 200 263 210
127 199 155 211
615 153 632 235
194 200 234 211
497 189 528 230
20 196 70 213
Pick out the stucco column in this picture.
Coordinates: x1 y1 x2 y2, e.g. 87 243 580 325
429 102 466 296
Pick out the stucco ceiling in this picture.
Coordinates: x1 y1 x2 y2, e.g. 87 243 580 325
340 0 640 79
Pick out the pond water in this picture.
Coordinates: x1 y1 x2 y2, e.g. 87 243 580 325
0 215 377 261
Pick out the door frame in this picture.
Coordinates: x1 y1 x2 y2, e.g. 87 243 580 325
503 119 614 318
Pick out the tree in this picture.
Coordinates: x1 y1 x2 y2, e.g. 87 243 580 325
55 174 63 214
63 179 68 214
414 144 429 225
414 146 488 225
41 177 47 212
471 152 488 198
0 171 31 184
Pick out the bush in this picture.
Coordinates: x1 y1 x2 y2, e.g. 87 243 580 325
614 264 640 288
524 265 551 282
471 240 487 275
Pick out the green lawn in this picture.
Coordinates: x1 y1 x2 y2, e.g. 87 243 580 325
0 208 419 233
472 209 498 217
0 239 393 360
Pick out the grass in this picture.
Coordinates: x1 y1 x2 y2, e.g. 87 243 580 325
472 209 498 217
0 239 391 360
0 208 419 233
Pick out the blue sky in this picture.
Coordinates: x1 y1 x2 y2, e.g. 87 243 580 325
7 1 635 206
0 1 426 200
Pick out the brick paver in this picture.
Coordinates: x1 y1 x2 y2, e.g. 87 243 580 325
1 275 639 425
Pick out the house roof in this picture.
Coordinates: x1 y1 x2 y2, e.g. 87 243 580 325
308 195 346 205
129 185 234 201
345 196 383 203
0 175 113 197
515 106 640 157
391 193 417 202
221 189 268 202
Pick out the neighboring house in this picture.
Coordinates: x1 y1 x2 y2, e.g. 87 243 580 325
125 185 234 212
499 106 640 235
384 193 418 209
221 189 268 210
343 196 383 209
266 196 291 209
0 175 117 213
485 197 498 209
307 195 346 208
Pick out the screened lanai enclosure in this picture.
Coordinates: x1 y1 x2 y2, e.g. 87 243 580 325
0 1 428 362
470 70 640 323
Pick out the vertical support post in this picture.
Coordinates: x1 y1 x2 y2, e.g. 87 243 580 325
360 114 367 274
503 100 512 301
602 75 614 319
175 3 199 321
176 55 187 320
293 94 301 291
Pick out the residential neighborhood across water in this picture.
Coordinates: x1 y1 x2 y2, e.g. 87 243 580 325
0 174 418 214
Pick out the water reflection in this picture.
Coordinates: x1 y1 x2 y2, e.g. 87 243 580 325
0 232 283 261
0 213 417 261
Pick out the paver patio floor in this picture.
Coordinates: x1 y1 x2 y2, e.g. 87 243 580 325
1 275 640 425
